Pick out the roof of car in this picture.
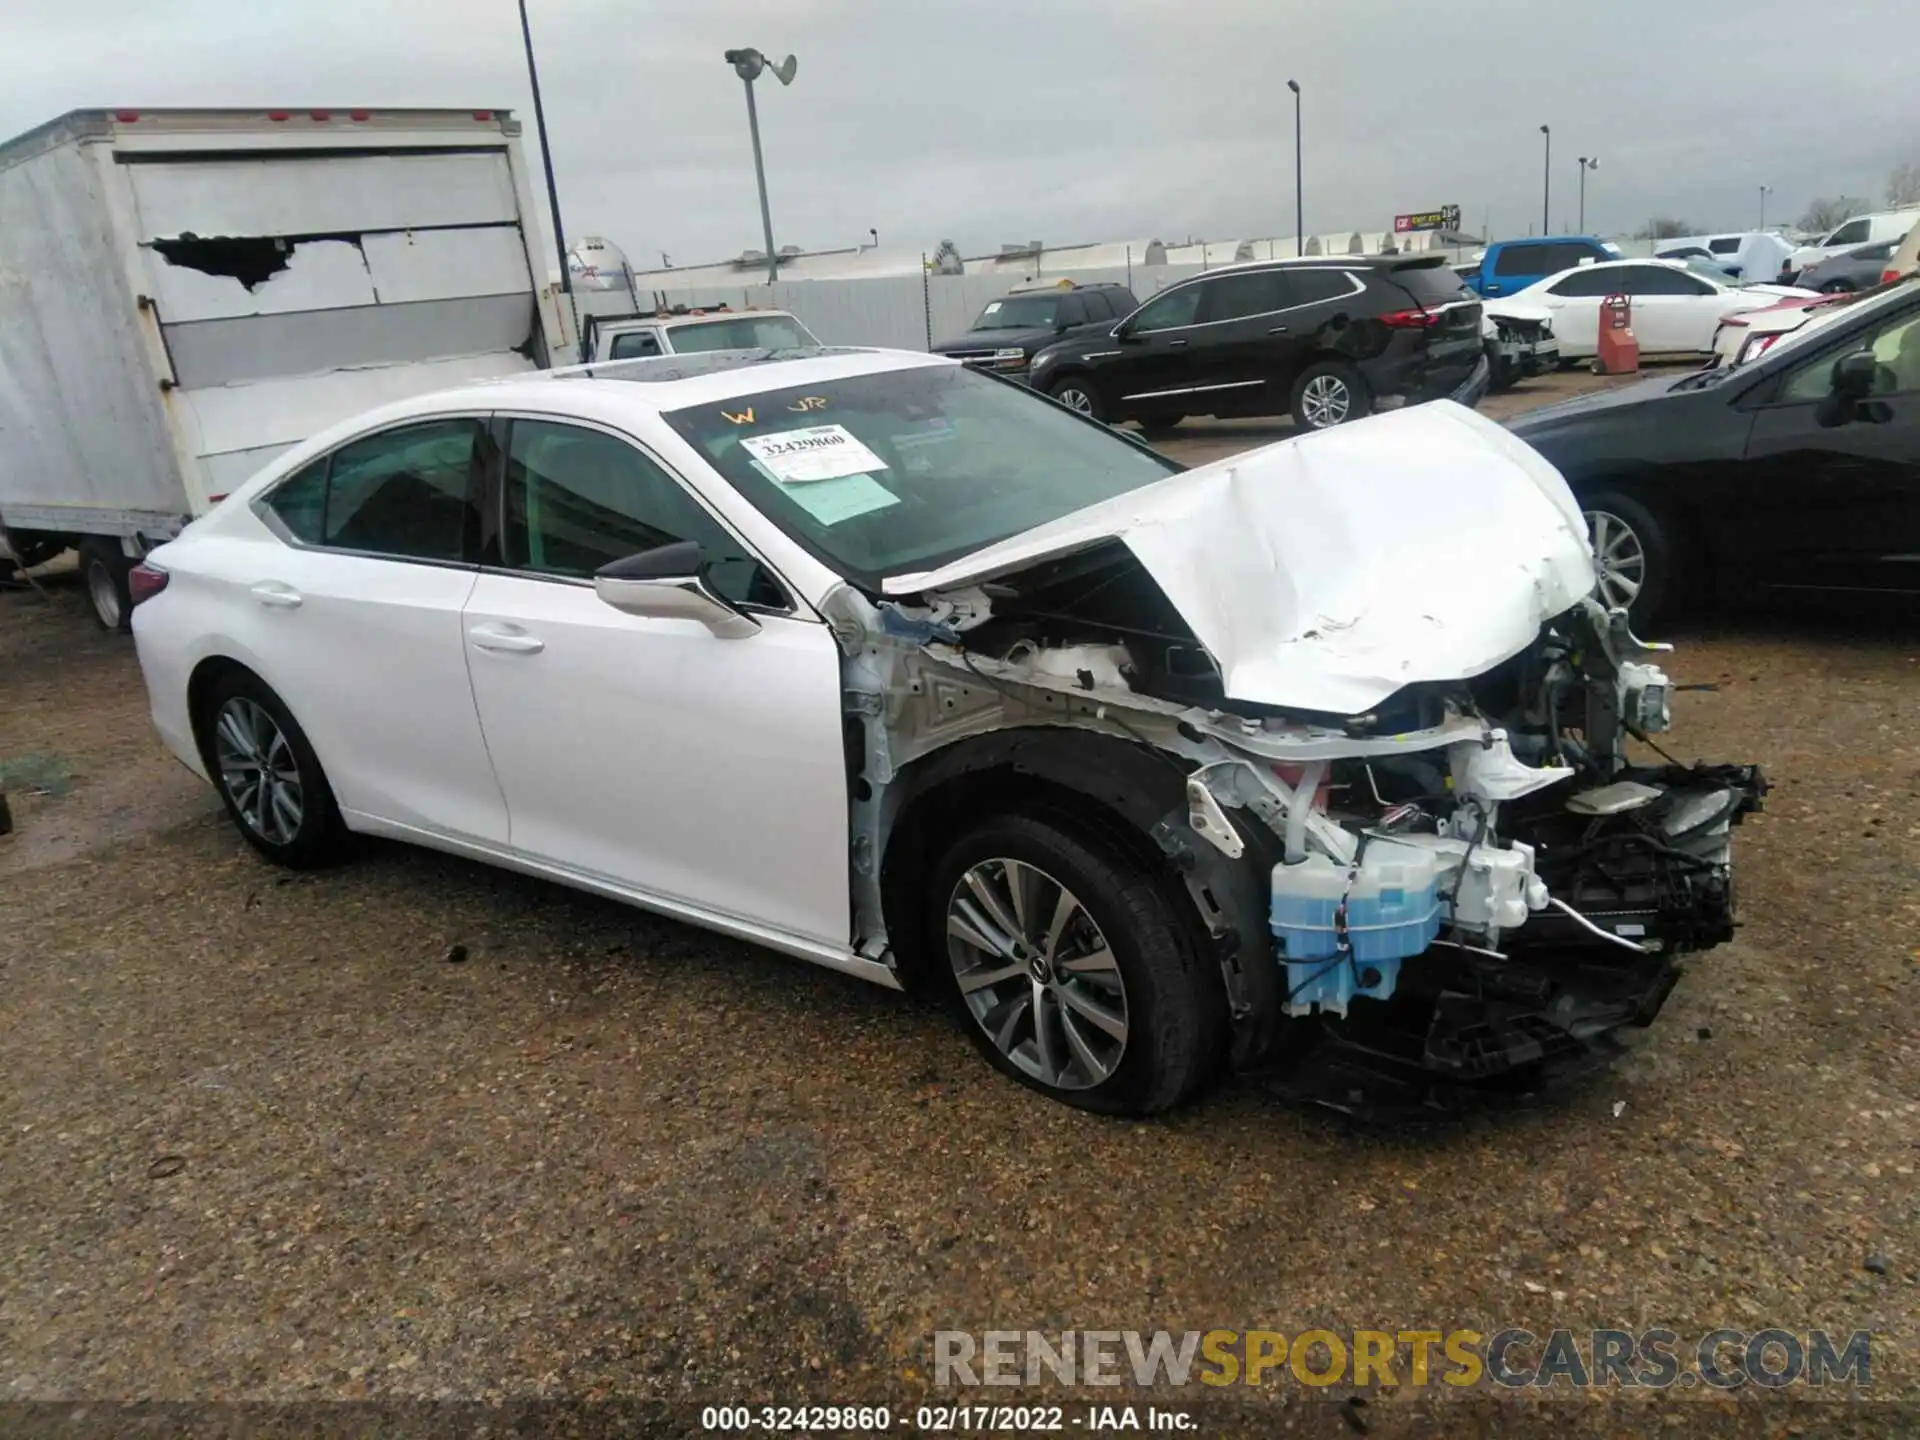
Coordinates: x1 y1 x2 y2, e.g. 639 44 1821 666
646 308 802 328
465 346 954 412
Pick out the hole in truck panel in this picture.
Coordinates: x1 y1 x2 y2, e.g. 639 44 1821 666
151 233 367 293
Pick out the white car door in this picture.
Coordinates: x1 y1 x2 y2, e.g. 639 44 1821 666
1532 268 1615 357
460 415 852 951
244 416 510 845
1620 264 1726 353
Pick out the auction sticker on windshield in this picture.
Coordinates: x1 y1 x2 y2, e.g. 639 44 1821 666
740 424 887 483
740 423 900 525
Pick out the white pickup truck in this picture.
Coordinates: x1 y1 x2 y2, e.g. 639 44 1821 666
0 107 570 627
582 305 820 363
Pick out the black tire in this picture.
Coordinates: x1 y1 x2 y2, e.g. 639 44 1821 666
197 670 351 868
1819 279 1854 294
1047 374 1107 423
1582 488 1678 627
77 538 134 633
4 532 66 570
1139 412 1186 437
1290 359 1371 431
925 810 1221 1116
1485 341 1516 394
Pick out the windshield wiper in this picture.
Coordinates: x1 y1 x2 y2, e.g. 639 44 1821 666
1670 364 1733 392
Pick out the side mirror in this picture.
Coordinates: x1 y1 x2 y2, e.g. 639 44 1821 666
1113 323 1143 343
1830 349 1877 399
593 541 760 639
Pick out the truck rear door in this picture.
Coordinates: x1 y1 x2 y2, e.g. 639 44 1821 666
119 114 552 507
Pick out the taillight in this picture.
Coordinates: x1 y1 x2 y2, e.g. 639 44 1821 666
1885 269 1902 285
128 563 169 609
1378 308 1442 328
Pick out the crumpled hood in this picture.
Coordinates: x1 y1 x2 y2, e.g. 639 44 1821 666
885 401 1596 716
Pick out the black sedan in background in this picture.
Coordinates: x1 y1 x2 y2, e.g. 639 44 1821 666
1509 276 1920 623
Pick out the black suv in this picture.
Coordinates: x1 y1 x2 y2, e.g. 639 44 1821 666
1028 256 1486 432
931 281 1140 382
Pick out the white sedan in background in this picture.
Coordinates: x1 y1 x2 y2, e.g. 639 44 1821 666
125 345 1761 1116
1492 258 1814 360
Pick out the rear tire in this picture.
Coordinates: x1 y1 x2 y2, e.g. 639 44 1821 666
1047 374 1107 423
1819 279 1854 294
1583 489 1677 627
1290 359 1370 430
197 671 351 869
926 811 1220 1116
1139 412 1185 437
78 538 133 633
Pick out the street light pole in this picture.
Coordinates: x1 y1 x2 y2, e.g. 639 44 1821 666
1287 79 1302 257
517 0 571 300
725 48 798 286
1759 184 1773 230
1540 125 1551 234
1577 156 1598 232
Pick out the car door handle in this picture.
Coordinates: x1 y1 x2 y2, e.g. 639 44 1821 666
1267 324 1290 334
1167 338 1188 348
468 624 545 655
248 581 302 609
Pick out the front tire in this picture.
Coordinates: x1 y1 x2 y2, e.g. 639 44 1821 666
1047 374 1107 423
927 811 1220 1115
1485 341 1516 394
78 538 133 633
1290 359 1370 430
1583 489 1677 626
198 671 350 868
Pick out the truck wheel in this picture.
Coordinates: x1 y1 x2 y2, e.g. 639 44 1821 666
926 810 1221 1116
78 538 134 633
198 670 351 868
1291 360 1370 430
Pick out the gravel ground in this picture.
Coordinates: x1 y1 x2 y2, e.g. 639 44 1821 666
3 369 1917 1436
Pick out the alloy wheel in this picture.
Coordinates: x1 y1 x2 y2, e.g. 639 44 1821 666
1055 386 1095 415
1300 374 1351 428
946 858 1128 1091
214 697 305 845
1586 507 1647 611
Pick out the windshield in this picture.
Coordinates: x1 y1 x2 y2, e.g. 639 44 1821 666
664 364 1181 589
971 294 1061 331
669 315 816 353
1680 256 1737 285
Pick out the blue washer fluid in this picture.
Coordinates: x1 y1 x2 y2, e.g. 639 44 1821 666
1269 843 1443 1016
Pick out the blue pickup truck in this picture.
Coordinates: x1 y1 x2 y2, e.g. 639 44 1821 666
1458 235 1623 298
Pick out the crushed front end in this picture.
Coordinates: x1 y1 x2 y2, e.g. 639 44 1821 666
1237 600 1767 1114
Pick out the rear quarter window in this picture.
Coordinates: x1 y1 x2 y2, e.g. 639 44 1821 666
1393 265 1474 305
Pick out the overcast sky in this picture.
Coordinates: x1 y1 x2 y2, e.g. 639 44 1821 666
3 0 1915 268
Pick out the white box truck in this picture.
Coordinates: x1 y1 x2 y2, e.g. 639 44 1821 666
0 107 572 628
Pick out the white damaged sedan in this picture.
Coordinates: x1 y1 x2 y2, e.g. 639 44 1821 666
131 347 1764 1115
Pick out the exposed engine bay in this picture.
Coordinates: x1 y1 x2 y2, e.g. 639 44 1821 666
825 542 1764 1114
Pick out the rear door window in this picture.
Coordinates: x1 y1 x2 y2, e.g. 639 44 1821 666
1549 268 1620 298
1201 270 1289 322
1627 265 1714 296
322 420 482 562
1056 294 1087 326
261 459 328 544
